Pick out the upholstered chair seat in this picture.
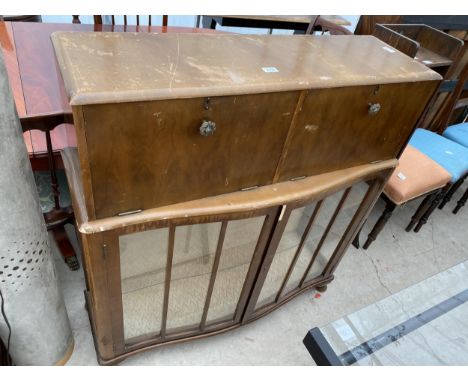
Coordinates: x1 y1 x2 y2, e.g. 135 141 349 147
443 123 468 148
409 128 468 182
385 145 452 205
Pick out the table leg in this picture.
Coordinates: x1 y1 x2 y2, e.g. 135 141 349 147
202 16 217 29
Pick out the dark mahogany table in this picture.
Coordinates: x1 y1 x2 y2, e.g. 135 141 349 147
0 21 223 269
1 21 222 121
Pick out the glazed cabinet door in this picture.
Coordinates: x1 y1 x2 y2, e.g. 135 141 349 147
243 177 384 321
103 207 278 355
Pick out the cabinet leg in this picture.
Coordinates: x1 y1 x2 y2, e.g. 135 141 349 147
363 201 396 249
315 284 327 293
453 187 468 214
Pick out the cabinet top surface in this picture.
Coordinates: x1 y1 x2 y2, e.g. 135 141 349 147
51 32 441 106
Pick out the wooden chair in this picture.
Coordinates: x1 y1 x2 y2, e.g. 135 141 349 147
363 61 468 249
32 15 168 270
363 146 451 249
21 114 78 269
427 60 468 213
372 24 467 212
72 15 168 27
441 94 468 215
369 21 468 136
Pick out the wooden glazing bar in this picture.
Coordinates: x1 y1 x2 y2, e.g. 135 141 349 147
323 182 378 277
324 173 391 276
200 220 228 330
160 225 175 338
299 187 351 287
242 206 291 318
274 200 323 302
235 212 278 322
102 232 126 355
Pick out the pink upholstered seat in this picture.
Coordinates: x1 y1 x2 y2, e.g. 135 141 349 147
385 145 451 205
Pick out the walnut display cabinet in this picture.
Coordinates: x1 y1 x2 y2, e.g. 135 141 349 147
52 32 441 364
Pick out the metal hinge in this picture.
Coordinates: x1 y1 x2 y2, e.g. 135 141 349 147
290 175 306 181
241 185 259 191
118 209 142 216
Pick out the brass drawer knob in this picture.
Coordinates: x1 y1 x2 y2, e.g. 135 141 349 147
368 103 381 115
200 120 216 136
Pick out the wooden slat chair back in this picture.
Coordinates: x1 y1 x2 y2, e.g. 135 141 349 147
93 15 168 27
72 15 168 27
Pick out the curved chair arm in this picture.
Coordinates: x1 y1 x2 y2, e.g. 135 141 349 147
309 16 352 35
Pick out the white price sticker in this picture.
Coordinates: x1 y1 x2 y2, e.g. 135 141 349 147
262 66 279 73
397 172 407 181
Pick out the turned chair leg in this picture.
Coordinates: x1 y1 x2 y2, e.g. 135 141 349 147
414 186 449 232
439 178 465 209
363 200 396 249
405 193 436 232
453 187 468 214
52 225 80 271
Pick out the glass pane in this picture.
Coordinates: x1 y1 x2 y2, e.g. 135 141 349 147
255 205 314 309
166 222 221 332
277 190 346 296
304 182 369 283
119 227 168 342
206 216 265 324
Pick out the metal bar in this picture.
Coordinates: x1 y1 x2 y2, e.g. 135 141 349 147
275 201 323 302
199 221 228 330
303 328 343 366
124 15 127 26
160 225 175 338
136 15 139 26
299 188 351 287
149 15 152 26
339 288 468 365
